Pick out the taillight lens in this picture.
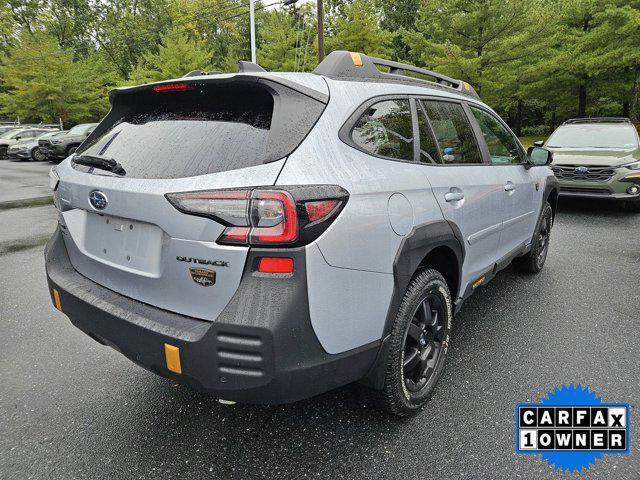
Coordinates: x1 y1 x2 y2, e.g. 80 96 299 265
166 186 348 247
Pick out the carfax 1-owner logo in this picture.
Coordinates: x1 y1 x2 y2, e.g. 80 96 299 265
516 385 631 472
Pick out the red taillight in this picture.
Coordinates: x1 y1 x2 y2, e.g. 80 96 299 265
251 191 298 244
257 257 294 274
153 83 192 93
166 186 348 247
305 200 339 222
166 189 298 245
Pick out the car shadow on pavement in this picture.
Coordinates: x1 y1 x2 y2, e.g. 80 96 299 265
556 196 637 218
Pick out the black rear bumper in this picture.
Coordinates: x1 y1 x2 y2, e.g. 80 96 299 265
44 229 379 404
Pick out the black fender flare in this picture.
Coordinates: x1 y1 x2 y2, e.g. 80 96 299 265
361 220 464 389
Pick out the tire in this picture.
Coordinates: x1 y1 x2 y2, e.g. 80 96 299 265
31 147 46 162
514 201 553 274
372 269 453 416
625 200 640 213
66 145 78 156
0 146 7 159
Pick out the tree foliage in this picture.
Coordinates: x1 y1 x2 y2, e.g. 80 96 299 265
0 34 116 123
0 0 638 131
130 31 211 83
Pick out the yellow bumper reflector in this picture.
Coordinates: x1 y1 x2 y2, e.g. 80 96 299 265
472 276 485 289
350 52 363 67
52 288 62 311
164 344 182 374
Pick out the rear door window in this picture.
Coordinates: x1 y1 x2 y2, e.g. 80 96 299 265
77 81 325 179
351 99 415 161
470 107 522 165
420 100 483 165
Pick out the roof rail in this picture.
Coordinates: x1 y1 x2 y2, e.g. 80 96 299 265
563 117 631 124
313 51 479 99
238 60 267 73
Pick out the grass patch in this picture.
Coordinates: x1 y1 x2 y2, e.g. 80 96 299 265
518 136 545 148
0 196 53 211
0 235 50 256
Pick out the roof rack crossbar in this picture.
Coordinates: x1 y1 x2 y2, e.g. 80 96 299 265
313 51 479 99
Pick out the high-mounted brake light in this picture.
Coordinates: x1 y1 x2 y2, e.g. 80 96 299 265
165 186 349 247
152 83 193 93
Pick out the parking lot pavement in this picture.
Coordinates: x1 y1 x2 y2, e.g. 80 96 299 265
0 197 638 480
0 160 53 204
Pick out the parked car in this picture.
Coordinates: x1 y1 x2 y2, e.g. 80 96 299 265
0 125 21 136
6 130 68 161
540 118 640 212
39 123 98 162
0 127 56 159
44 51 558 416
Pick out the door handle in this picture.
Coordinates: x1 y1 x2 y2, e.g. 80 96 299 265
444 191 464 202
504 183 515 192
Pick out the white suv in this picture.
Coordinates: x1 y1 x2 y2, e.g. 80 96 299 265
45 51 558 415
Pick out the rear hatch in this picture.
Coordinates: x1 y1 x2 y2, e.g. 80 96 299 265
55 75 327 321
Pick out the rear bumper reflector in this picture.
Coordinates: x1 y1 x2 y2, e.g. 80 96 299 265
52 288 62 311
258 257 294 274
164 344 182 374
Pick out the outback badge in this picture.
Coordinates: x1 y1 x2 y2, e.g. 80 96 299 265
189 268 216 287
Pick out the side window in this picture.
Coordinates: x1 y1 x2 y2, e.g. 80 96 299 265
417 104 442 164
470 107 522 165
420 100 483 164
352 99 414 161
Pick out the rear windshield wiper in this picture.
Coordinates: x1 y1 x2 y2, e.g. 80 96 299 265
74 154 126 176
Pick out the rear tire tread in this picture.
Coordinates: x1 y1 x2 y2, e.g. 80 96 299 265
371 269 452 417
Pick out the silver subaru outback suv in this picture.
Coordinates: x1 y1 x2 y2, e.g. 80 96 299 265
45 51 558 416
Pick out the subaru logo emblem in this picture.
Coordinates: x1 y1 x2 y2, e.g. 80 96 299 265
88 190 108 210
574 166 589 174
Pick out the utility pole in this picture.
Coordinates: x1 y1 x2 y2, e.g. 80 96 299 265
249 0 256 63
317 0 324 63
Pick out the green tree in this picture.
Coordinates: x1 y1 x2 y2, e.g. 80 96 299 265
130 30 212 83
258 6 316 72
584 1 640 122
325 0 392 58
0 34 115 123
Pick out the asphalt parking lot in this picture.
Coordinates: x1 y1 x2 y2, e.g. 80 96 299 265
0 161 638 479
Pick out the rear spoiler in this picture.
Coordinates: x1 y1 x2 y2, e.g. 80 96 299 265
109 74 329 105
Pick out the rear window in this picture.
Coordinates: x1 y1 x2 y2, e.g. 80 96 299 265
77 81 325 179
351 99 415 161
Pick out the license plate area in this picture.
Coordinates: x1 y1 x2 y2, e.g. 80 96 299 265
83 213 163 277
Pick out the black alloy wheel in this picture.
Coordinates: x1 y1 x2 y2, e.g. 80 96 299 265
514 201 553 273
534 212 551 269
372 269 452 416
403 293 446 392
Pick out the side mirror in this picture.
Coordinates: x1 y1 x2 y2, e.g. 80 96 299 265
527 146 553 166
533 140 545 147
14 136 21 140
